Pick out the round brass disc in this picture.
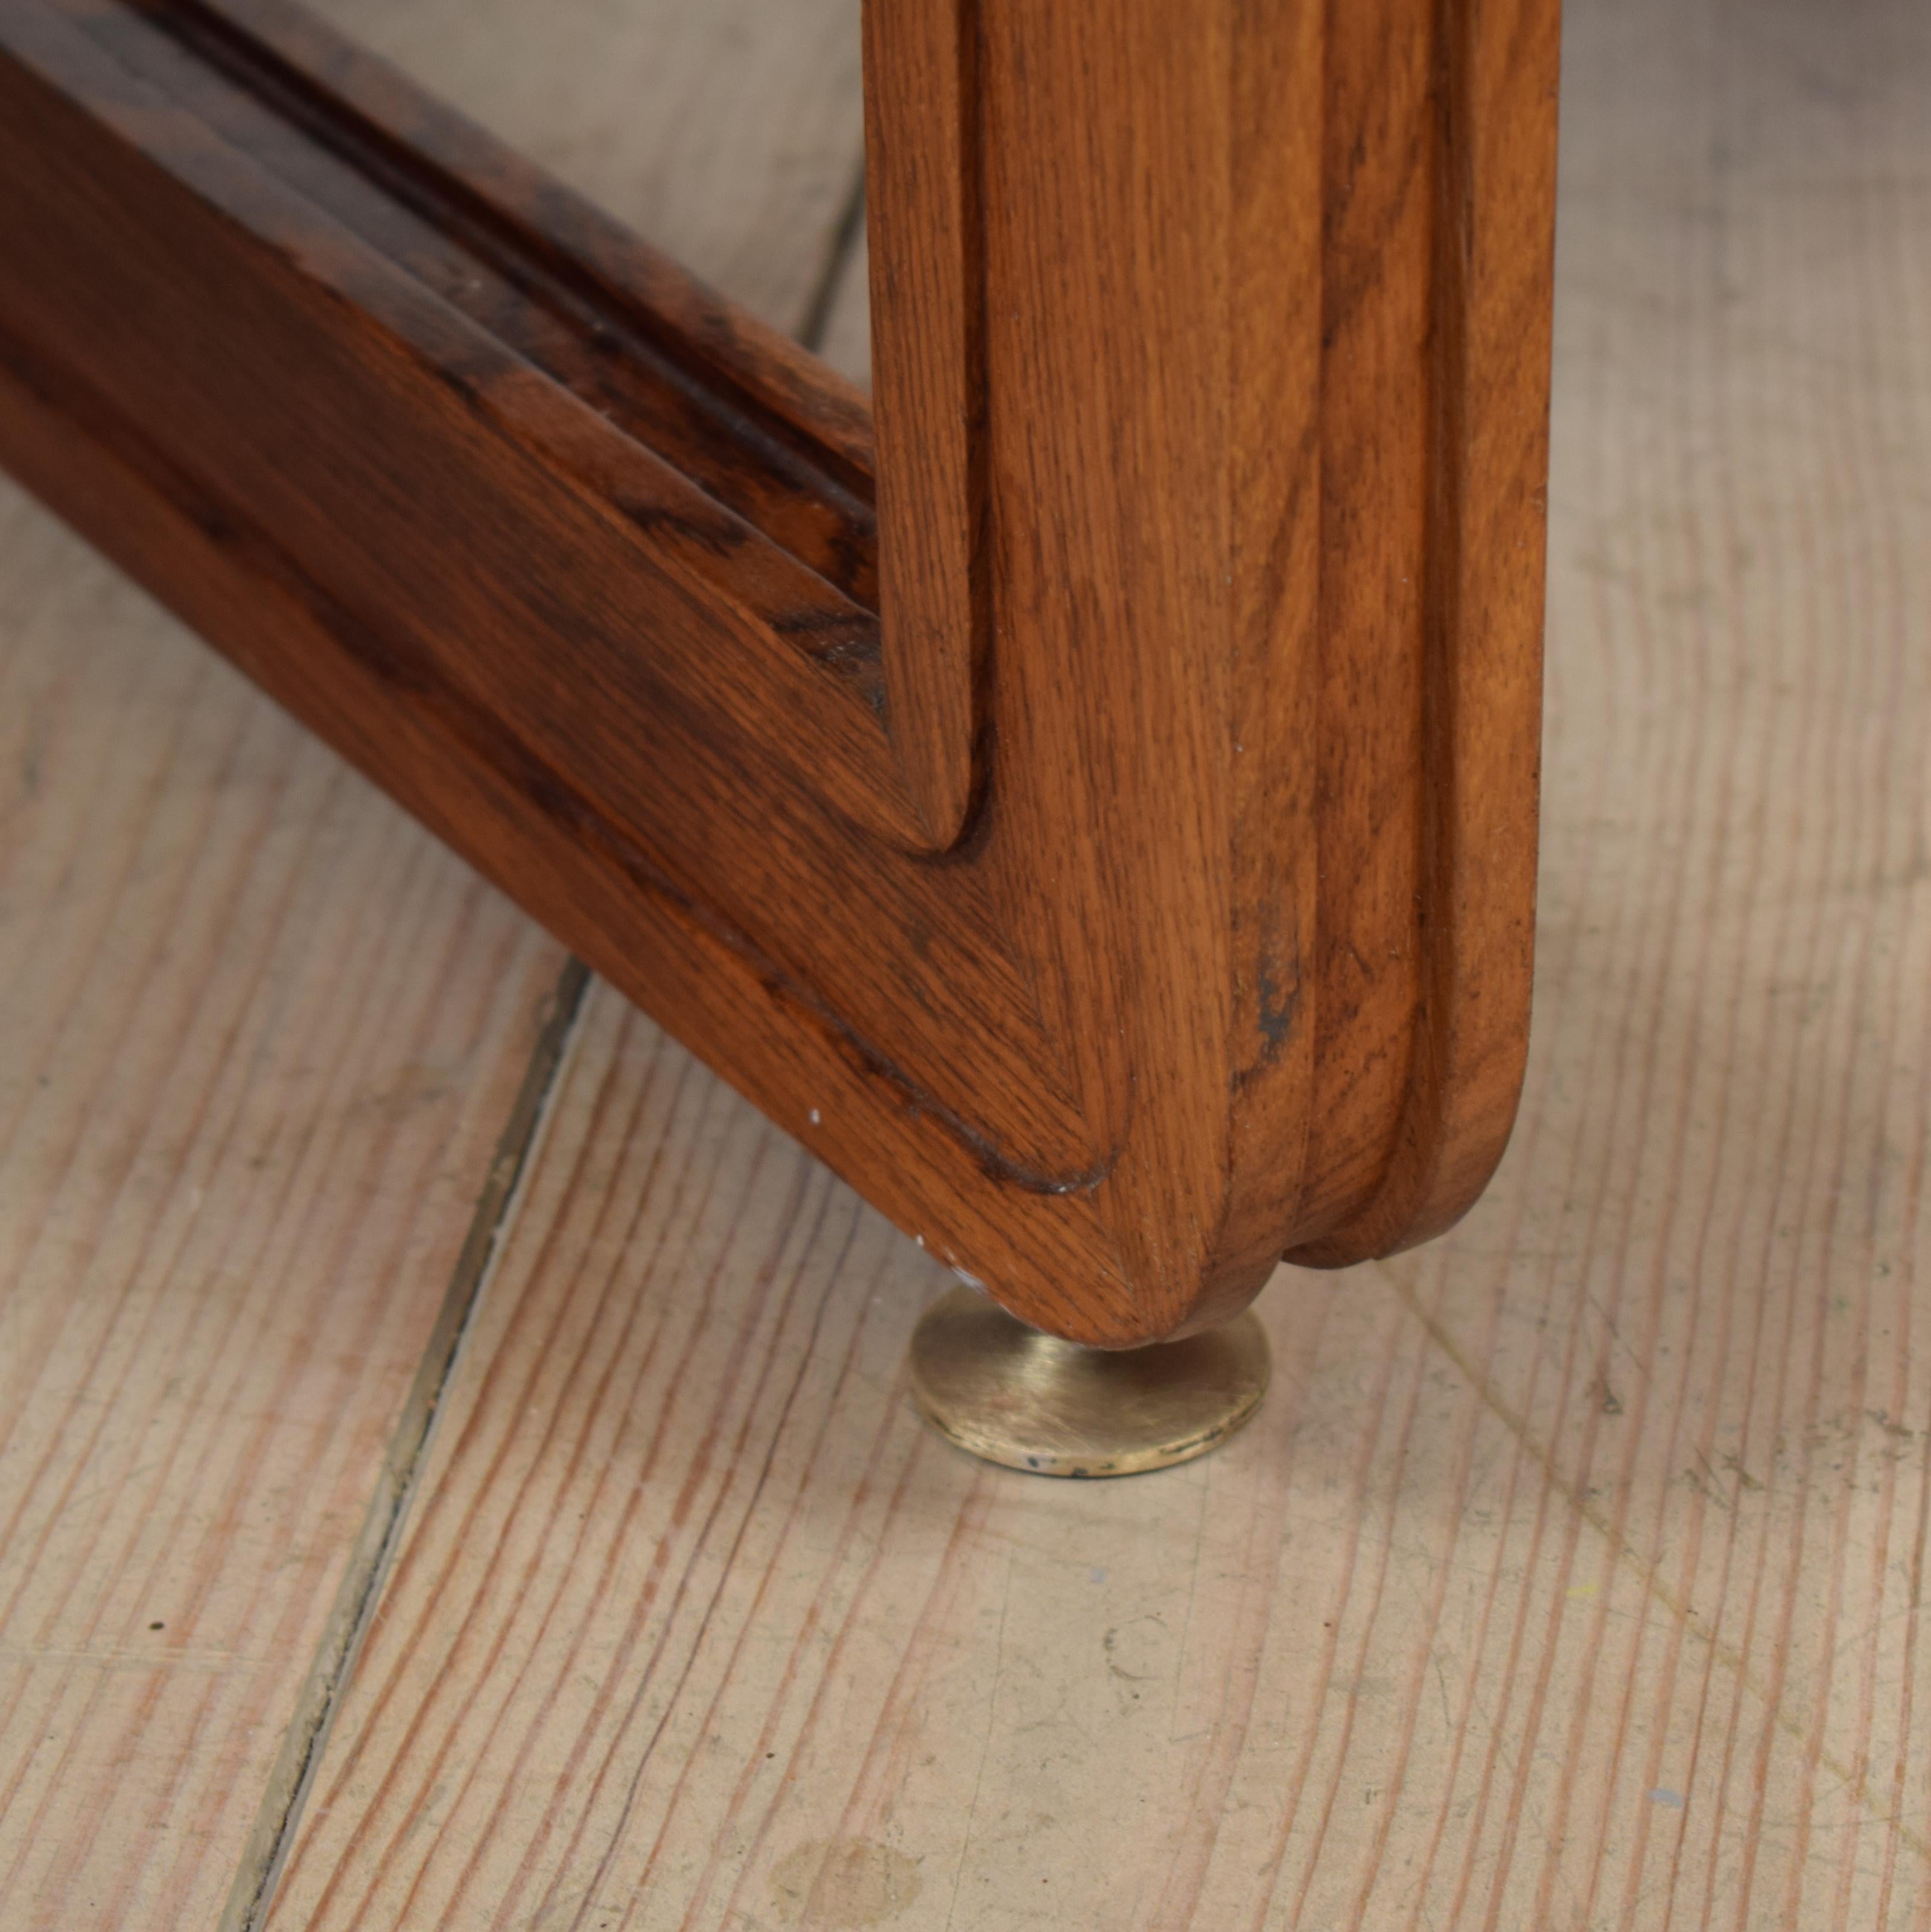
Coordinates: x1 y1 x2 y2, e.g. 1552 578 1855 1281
908 1286 1271 1478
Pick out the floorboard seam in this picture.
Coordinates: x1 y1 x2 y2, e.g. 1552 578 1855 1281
217 956 593 1932
794 159 867 355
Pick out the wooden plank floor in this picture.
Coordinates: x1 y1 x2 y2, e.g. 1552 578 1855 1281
6 0 1931 1925
0 403 575 1927
0 4 864 1928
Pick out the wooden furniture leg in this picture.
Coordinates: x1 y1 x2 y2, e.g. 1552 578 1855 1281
0 0 1559 1351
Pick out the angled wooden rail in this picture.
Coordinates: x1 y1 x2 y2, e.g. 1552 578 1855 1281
0 0 1558 1344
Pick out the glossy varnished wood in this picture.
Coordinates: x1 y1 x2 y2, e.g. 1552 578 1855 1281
0 0 1558 1342
7 0 1930 1919
264 0 1931 1917
0 11 866 1919
860 0 981 846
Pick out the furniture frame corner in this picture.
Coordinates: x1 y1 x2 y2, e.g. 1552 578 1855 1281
0 0 1559 1344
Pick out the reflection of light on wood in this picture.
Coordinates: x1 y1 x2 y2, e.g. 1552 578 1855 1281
3 0 1929 1926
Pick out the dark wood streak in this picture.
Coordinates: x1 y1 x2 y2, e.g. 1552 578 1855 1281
0 0 1556 1344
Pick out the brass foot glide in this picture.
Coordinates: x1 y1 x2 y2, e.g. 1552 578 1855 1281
908 1286 1271 1478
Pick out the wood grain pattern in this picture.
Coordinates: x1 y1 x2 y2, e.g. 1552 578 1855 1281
0 479 569 1928
265 0 1931 1921
0 0 1557 1344
311 0 865 339
862 0 983 845
0 11 871 1922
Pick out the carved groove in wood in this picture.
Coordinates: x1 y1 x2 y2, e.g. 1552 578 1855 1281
0 0 1557 1343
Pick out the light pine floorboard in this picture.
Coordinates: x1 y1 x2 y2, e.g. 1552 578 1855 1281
0 478 571 1930
10 0 1931 1926
0 2 865 1928
314 0 867 337
266 2 1931 1928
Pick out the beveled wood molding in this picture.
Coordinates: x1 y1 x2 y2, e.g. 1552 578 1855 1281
0 0 1559 1345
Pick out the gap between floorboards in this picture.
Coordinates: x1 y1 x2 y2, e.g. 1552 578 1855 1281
217 958 591 1932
